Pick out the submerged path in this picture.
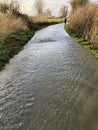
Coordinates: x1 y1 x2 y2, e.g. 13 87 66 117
0 24 98 130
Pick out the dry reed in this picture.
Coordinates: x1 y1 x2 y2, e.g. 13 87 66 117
69 4 98 49
32 14 48 23
0 12 28 39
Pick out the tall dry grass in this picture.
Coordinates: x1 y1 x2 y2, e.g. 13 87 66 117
0 12 28 39
32 14 48 23
69 4 98 49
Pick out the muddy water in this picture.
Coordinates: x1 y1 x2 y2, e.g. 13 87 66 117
0 24 98 130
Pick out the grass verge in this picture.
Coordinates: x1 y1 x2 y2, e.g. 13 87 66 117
0 30 34 71
65 24 98 59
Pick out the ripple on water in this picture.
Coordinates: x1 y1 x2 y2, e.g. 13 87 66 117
0 23 98 130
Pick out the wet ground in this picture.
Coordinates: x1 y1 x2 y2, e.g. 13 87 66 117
0 23 98 130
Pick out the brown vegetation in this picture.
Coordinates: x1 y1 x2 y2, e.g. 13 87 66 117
71 0 89 10
69 4 98 49
0 12 28 39
0 0 29 39
32 14 48 23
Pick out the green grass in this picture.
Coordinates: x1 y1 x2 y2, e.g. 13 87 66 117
65 25 98 59
0 30 36 70
0 29 37 71
0 41 9 71
65 24 76 37
9 31 34 42
48 18 64 23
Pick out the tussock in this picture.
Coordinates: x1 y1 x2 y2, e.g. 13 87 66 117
69 4 98 49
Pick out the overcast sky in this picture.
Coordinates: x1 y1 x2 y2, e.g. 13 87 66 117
19 0 97 16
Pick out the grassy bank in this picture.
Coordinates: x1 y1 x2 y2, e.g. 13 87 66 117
0 19 61 71
0 30 33 71
65 25 98 58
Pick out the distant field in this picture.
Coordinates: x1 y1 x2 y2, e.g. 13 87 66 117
32 14 64 23
48 18 64 23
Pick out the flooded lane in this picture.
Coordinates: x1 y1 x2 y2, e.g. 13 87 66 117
0 24 98 130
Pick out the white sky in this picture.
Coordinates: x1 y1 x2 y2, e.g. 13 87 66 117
19 0 97 16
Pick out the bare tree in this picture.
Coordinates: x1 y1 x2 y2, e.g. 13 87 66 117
0 0 20 13
45 8 52 17
34 0 45 14
71 0 89 10
59 4 68 17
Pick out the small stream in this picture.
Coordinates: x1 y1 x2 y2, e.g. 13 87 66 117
0 24 98 130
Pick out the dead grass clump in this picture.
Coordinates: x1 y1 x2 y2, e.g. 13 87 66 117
69 4 98 49
0 12 28 39
32 14 48 23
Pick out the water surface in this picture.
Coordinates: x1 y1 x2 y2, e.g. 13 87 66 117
0 24 98 130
